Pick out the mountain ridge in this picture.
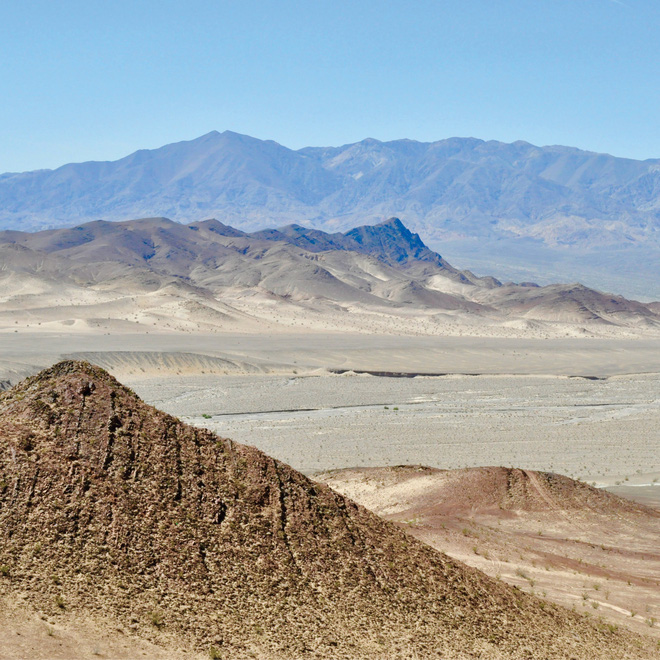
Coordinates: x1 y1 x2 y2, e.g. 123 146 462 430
2 130 659 297
0 216 658 336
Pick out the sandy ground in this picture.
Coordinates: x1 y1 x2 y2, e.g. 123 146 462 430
1 331 658 490
0 595 203 660
2 331 660 379
123 371 660 494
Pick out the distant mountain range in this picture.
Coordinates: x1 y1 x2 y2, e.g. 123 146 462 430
1 216 658 336
1 130 659 298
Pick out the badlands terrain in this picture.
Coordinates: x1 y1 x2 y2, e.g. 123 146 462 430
0 216 659 339
319 466 660 642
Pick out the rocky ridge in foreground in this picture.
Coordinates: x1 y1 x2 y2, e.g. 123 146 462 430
0 361 656 658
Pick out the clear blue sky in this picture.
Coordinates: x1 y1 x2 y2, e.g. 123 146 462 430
2 0 659 172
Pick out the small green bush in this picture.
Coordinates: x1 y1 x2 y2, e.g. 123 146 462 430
149 611 164 628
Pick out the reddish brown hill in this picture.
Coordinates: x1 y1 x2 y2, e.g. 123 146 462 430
326 465 659 517
318 465 660 641
0 362 656 659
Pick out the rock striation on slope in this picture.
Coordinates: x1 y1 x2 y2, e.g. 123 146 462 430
0 362 656 658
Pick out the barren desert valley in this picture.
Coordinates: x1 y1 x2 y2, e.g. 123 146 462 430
6 1 660 655
0 206 658 658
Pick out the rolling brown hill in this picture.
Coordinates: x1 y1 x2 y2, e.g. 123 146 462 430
318 466 660 642
0 362 657 658
317 465 660 516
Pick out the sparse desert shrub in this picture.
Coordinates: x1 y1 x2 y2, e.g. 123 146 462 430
149 611 164 628
202 414 212 419
209 646 222 659
0 565 9 577
55 595 65 609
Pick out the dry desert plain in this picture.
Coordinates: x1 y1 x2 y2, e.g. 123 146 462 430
0 328 659 648
1 329 658 497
